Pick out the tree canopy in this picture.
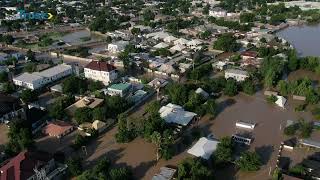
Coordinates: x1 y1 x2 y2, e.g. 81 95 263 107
213 34 241 52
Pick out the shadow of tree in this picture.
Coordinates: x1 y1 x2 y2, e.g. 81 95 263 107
255 145 274 165
217 98 236 115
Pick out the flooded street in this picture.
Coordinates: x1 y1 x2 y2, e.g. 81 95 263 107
276 24 320 57
59 91 314 180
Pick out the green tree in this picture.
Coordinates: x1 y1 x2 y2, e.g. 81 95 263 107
151 131 162 161
166 84 189 105
224 79 238 96
277 80 288 96
143 9 155 22
66 157 83 176
236 151 262 171
49 96 75 119
23 62 37 73
109 167 132 180
26 49 36 62
74 107 93 124
62 76 87 95
240 12 255 23
1 82 15 93
213 136 234 166
242 79 255 95
213 33 241 52
5 120 34 156
177 158 213 180
2 35 14 44
20 89 37 103
0 71 8 82
204 99 218 116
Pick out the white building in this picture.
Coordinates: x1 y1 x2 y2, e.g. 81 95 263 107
13 64 72 90
187 137 219 160
107 41 129 53
209 8 227 18
159 103 197 126
84 61 117 85
224 69 249 82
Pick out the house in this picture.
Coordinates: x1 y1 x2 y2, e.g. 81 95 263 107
0 150 68 180
13 64 72 90
154 42 169 49
0 94 25 123
213 61 227 70
283 138 297 151
148 78 168 89
152 167 177 180
158 63 176 74
42 120 74 138
224 69 249 82
159 103 197 126
65 96 104 116
209 7 227 18
107 83 132 97
195 88 209 99
129 90 147 103
275 95 287 109
163 36 178 44
170 44 186 53
107 41 129 53
241 51 258 60
186 39 202 49
84 61 117 85
174 38 189 46
92 120 107 133
187 137 219 160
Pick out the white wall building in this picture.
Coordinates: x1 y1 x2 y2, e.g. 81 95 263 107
13 64 72 90
224 69 249 82
209 8 227 18
107 41 129 53
84 61 117 85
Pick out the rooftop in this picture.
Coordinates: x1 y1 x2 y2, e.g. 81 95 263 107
43 120 74 137
35 64 72 78
108 83 132 91
159 103 197 126
13 73 43 83
85 61 116 72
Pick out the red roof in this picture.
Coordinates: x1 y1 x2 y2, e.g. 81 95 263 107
0 150 51 180
241 51 258 58
85 61 116 72
43 120 74 137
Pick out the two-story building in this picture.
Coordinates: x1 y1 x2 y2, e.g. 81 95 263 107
84 61 117 85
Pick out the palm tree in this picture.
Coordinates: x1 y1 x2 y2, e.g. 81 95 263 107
151 131 162 161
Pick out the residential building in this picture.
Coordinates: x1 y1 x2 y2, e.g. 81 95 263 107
0 150 67 180
84 61 117 85
13 64 72 90
148 78 168 89
65 96 104 116
107 83 132 97
152 167 177 180
187 137 219 160
159 103 197 126
42 120 75 138
0 94 25 123
224 69 249 82
107 41 129 53
209 7 227 18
